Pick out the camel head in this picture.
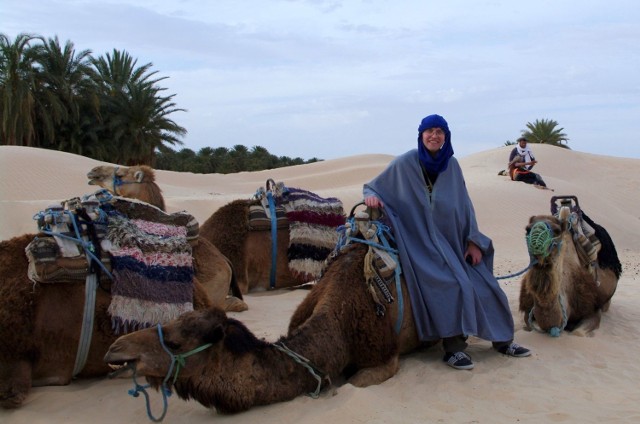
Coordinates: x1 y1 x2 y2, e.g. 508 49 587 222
87 165 165 211
104 308 229 382
525 212 569 267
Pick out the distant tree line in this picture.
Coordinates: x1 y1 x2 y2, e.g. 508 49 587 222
504 119 570 148
155 145 320 174
0 33 321 172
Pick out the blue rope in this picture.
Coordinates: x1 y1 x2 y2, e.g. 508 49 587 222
267 190 277 289
336 217 405 334
495 258 537 280
127 324 213 422
34 209 114 280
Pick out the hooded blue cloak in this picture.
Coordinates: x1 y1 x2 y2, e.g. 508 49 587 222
363 150 514 342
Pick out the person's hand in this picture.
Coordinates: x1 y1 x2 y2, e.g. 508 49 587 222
465 241 482 266
364 196 384 209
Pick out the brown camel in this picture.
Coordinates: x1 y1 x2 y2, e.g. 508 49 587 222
518 206 621 336
105 241 425 414
89 164 344 294
0 233 213 409
87 165 246 312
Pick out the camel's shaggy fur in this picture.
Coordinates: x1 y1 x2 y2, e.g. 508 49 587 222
87 165 246 312
0 234 213 409
518 209 621 336
105 244 427 414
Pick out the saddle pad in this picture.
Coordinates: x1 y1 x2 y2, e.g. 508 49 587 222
248 204 289 231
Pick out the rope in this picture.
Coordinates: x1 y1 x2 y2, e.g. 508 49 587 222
527 294 568 337
336 215 404 334
495 259 537 280
267 190 278 289
126 324 213 422
273 341 327 399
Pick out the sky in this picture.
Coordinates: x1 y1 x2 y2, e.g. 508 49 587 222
2 0 639 160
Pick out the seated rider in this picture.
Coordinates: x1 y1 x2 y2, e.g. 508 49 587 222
508 137 547 187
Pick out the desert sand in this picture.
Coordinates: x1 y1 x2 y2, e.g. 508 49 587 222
1 144 639 423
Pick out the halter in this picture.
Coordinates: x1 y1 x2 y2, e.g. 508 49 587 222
112 166 141 196
126 324 213 422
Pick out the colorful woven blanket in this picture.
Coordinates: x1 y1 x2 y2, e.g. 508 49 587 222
281 187 345 283
106 213 195 334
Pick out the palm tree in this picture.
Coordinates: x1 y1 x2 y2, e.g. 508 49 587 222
90 49 186 165
0 32 44 146
33 36 95 152
521 119 570 149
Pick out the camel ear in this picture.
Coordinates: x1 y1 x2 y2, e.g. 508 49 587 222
134 170 145 183
203 324 225 345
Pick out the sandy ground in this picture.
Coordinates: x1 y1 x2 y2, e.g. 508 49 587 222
1 144 639 423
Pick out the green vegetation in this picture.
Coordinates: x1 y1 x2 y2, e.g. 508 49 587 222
504 119 570 148
0 33 320 173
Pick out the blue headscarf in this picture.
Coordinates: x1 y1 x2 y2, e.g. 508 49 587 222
417 114 454 174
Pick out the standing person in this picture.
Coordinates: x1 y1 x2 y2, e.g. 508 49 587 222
363 114 531 370
508 137 547 187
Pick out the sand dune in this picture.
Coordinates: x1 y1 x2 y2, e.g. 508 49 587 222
1 144 639 423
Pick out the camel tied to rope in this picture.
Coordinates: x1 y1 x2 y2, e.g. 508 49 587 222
104 210 434 415
0 228 214 409
518 198 621 337
87 165 246 312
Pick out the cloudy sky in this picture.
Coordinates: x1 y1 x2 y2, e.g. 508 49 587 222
3 0 639 160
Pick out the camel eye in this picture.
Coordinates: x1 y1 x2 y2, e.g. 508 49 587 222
163 339 181 351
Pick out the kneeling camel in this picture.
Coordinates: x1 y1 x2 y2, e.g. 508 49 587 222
105 242 424 414
519 206 621 336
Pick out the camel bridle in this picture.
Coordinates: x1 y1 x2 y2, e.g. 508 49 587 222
112 166 142 196
125 324 213 422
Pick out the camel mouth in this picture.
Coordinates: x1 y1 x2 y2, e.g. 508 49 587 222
106 360 137 378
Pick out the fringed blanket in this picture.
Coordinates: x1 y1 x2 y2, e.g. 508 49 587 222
282 188 345 283
248 182 346 283
26 191 199 334
106 213 195 334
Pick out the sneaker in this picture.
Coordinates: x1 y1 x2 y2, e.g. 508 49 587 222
443 351 474 370
497 342 531 357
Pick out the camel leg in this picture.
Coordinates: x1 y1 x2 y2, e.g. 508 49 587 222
348 355 400 388
0 360 32 409
571 311 602 337
522 312 532 331
224 296 249 312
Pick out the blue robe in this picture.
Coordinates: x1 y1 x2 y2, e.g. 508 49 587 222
364 149 514 342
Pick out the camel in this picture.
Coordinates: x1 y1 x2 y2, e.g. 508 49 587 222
88 164 345 294
0 233 214 409
104 240 425 415
87 165 246 312
518 205 621 336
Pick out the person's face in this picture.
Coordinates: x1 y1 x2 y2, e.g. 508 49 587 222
518 139 527 148
421 127 446 154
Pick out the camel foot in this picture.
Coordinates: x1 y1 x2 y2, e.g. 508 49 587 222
224 296 249 312
0 361 32 409
571 313 601 337
348 355 399 388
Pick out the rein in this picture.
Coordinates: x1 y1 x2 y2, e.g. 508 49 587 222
273 341 328 399
125 324 213 422
336 210 405 334
112 166 141 196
